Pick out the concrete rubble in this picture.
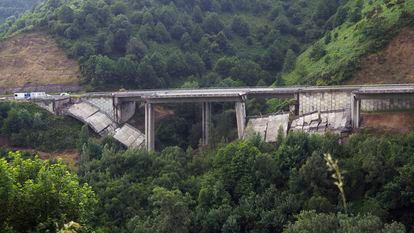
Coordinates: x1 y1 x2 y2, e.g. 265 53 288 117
244 110 351 142
290 110 351 135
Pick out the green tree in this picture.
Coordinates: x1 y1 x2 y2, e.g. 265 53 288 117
111 0 127 15
231 16 250 36
202 13 224 34
192 6 203 23
0 151 97 232
71 41 95 58
127 37 148 60
284 211 405 233
166 51 188 78
282 49 297 73
191 25 204 42
113 28 130 53
185 52 205 76
180 32 192 50
154 22 171 43
57 6 74 23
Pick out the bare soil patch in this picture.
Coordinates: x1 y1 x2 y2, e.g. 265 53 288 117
361 111 414 133
349 27 414 84
0 32 80 88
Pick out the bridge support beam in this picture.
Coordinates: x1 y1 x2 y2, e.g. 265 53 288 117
235 101 246 139
351 94 361 128
145 103 155 151
294 93 300 116
201 102 212 146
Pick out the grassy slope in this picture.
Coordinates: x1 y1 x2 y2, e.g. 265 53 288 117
283 0 414 85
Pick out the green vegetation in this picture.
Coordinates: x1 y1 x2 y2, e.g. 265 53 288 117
0 102 82 151
1 103 414 232
0 0 41 24
0 0 347 90
75 131 414 232
283 0 414 85
0 151 97 232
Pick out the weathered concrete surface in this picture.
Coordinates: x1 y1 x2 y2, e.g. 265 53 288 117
82 96 115 120
113 124 145 148
244 114 290 142
86 112 116 135
290 110 351 134
66 102 116 136
67 102 99 120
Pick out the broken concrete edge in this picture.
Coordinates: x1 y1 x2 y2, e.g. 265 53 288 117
113 123 146 149
245 109 353 143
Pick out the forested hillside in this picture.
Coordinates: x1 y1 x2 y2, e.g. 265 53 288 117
283 0 414 85
4 130 413 232
0 0 41 24
0 0 347 90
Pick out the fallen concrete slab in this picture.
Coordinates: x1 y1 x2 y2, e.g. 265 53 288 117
291 110 351 134
266 114 290 142
67 102 99 121
244 114 290 142
86 111 116 135
113 124 145 148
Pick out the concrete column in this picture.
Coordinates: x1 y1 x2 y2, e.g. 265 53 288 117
235 101 246 139
294 93 300 116
201 102 212 146
145 103 155 151
351 94 361 128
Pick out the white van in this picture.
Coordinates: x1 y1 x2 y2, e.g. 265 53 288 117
14 93 29 99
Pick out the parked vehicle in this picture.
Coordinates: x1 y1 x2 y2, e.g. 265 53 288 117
14 92 47 100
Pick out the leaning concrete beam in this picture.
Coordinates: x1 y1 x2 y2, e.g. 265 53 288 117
67 102 99 121
265 114 290 142
244 118 268 141
113 124 145 148
86 112 116 135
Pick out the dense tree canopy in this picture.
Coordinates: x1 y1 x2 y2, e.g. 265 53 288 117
0 0 41 23
75 131 414 232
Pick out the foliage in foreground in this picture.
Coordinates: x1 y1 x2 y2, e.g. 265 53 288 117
0 151 97 232
284 211 405 233
78 132 414 232
0 102 82 151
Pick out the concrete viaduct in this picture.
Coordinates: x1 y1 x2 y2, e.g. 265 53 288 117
33 84 414 151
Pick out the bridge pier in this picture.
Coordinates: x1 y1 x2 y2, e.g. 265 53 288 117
201 102 212 146
235 101 246 139
351 94 361 128
113 97 136 124
145 103 155 151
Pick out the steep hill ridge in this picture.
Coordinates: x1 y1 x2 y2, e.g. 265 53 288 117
0 32 80 92
349 27 414 84
0 0 346 90
283 0 414 85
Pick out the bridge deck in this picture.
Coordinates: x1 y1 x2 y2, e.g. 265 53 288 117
105 84 414 103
